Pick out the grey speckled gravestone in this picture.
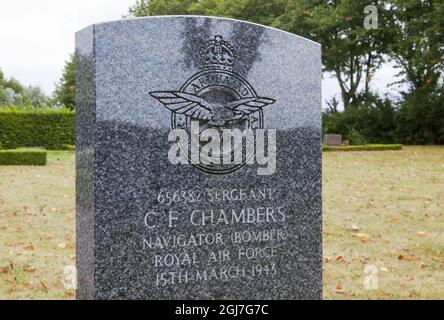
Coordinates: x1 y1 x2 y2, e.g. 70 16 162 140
76 16 322 300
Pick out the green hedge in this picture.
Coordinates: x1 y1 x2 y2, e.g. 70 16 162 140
58 144 76 151
0 148 47 166
0 107 75 150
323 144 403 152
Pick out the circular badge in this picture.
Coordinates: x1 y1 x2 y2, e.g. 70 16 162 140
150 36 275 175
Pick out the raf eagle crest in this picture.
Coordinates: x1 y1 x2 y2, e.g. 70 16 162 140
150 35 276 174
150 91 275 127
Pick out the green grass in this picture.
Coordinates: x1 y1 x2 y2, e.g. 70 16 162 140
323 146 444 299
0 147 443 299
0 151 75 299
323 144 403 152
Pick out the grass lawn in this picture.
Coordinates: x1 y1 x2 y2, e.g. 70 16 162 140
0 147 443 299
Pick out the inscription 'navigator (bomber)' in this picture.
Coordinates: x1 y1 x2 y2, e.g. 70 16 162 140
150 36 276 175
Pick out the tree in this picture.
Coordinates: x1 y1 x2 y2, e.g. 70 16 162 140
4 77 25 96
4 88 22 105
53 54 76 110
0 68 5 105
0 86 5 105
129 0 198 16
129 0 287 29
24 86 50 108
0 68 50 107
388 0 444 144
389 0 443 93
189 0 287 26
276 0 391 109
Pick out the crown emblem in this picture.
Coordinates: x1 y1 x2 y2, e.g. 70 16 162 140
200 35 237 71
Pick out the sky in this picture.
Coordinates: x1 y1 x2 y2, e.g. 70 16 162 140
0 0 134 95
0 0 402 108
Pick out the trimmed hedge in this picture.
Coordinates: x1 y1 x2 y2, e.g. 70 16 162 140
0 108 75 150
0 148 47 166
58 144 76 151
323 144 403 152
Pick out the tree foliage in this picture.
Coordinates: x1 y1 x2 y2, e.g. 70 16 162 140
53 54 76 110
276 1 393 108
0 67 50 108
387 0 444 144
129 0 198 16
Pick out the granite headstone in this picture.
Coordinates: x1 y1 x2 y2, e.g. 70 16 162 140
76 16 322 300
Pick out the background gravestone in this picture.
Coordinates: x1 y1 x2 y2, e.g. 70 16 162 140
76 16 322 300
324 134 342 146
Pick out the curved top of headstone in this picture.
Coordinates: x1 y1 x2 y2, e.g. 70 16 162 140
76 15 321 130
85 15 320 46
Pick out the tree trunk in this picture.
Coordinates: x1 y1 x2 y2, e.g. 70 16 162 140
364 52 373 99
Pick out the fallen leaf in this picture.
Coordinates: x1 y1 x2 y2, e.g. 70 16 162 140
57 243 67 249
24 243 34 250
335 284 345 294
335 255 345 262
40 281 49 293
347 224 360 232
22 282 33 290
335 289 345 294
404 275 414 281
0 266 11 274
354 233 370 240
23 264 37 273
398 255 420 262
